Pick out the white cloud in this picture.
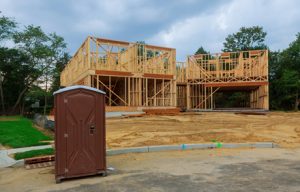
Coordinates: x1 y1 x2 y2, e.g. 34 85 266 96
1 0 299 60
148 0 300 60
147 9 229 60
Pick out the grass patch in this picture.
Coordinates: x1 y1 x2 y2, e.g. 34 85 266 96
14 148 54 160
0 116 52 148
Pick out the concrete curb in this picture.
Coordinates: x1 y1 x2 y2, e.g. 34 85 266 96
107 146 148 155
6 145 53 155
11 159 24 168
0 145 53 168
9 142 277 168
148 145 182 152
106 142 277 156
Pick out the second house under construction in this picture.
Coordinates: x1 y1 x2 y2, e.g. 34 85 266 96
177 50 269 110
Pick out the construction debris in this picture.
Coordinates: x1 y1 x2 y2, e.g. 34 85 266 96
235 111 267 115
143 108 180 116
25 161 54 169
122 113 145 118
24 155 54 165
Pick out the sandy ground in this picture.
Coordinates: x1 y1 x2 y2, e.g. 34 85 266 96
1 148 300 192
106 112 300 148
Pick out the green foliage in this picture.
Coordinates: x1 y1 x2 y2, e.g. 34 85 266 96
195 46 208 54
0 48 32 110
0 13 69 114
14 148 54 160
136 41 146 57
269 33 300 110
0 14 17 41
223 26 267 52
214 92 250 108
50 53 70 92
0 116 51 148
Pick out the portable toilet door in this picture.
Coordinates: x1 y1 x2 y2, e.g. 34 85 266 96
53 85 106 183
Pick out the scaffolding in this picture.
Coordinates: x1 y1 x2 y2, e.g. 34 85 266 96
185 50 269 110
60 37 177 109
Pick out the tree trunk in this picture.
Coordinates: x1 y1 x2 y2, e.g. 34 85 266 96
21 99 25 116
44 74 48 116
0 79 6 115
44 95 47 116
295 92 299 111
11 87 28 114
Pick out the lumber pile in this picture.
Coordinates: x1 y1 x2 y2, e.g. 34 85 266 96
235 111 267 115
106 106 138 112
24 155 55 169
24 155 55 165
143 108 180 115
122 113 145 118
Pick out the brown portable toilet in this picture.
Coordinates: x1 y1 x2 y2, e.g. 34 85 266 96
53 85 106 183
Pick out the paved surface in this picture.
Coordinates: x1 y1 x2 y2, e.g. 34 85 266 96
0 145 52 168
1 148 300 192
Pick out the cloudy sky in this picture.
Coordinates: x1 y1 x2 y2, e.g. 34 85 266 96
1 0 300 60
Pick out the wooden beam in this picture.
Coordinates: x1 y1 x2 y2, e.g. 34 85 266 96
96 70 133 77
144 44 175 51
204 81 269 88
96 37 130 46
143 73 173 79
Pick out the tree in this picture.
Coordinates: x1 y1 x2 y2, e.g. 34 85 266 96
223 26 267 52
42 33 67 115
195 46 208 55
50 52 70 93
0 13 69 115
269 33 300 110
0 48 32 114
280 70 300 110
9 25 68 114
0 14 17 42
11 25 50 113
0 14 17 114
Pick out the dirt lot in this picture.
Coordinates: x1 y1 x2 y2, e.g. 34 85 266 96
106 112 300 148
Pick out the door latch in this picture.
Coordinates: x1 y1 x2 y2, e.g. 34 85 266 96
90 125 95 134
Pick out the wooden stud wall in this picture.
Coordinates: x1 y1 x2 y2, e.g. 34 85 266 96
90 75 176 107
176 62 187 83
187 50 268 83
60 36 177 108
